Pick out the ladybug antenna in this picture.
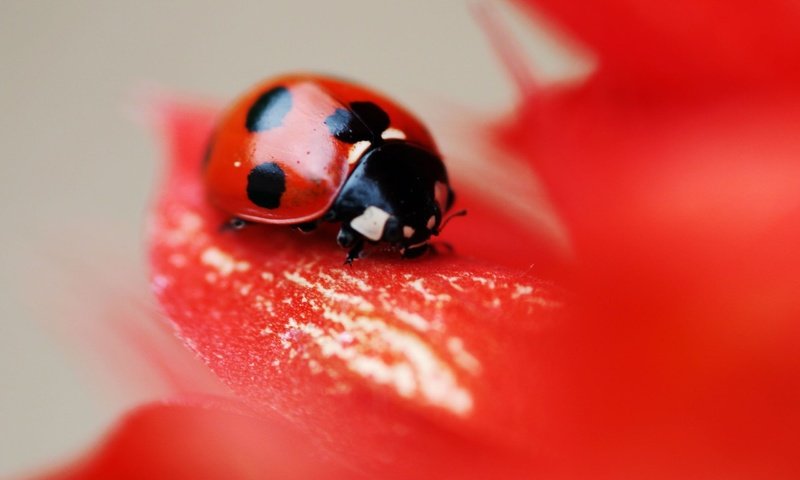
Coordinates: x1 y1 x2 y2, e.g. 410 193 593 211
434 209 467 235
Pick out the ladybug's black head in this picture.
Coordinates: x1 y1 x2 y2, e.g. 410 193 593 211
327 141 454 258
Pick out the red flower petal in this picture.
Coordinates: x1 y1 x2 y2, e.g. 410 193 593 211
146 99 564 475
37 402 349 480
35 3 800 478
492 2 800 477
515 0 800 92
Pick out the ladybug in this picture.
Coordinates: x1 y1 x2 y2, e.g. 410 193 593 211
203 74 461 263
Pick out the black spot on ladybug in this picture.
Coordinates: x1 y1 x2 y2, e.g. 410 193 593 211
247 162 286 209
324 101 390 143
324 109 362 143
351 101 390 133
246 86 292 132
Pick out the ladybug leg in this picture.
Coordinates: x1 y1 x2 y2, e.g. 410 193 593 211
344 240 365 265
293 220 319 233
220 217 249 232
337 225 364 264
428 241 454 255
337 225 355 247
402 243 429 259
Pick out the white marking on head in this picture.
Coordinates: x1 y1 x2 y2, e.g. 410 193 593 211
426 216 436 230
347 140 372 165
350 206 392 241
381 127 406 141
403 226 415 238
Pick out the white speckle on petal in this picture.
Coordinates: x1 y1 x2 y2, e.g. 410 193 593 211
201 246 250 276
437 274 466 292
284 271 374 312
392 307 431 332
169 253 187 267
164 211 203 246
337 271 372 292
152 275 170 294
447 337 482 375
309 308 473 415
408 278 451 304
511 284 534 299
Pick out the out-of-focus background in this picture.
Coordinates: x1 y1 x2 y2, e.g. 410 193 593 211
0 0 579 476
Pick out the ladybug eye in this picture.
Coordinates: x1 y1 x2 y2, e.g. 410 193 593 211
383 217 402 242
403 226 416 238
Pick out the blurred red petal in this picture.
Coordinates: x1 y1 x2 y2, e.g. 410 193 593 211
36 402 351 480
516 0 800 92
146 99 563 474
490 2 800 477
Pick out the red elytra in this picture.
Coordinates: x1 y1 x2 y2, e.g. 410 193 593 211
204 74 438 224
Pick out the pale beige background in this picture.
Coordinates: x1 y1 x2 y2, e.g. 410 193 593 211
0 0 575 476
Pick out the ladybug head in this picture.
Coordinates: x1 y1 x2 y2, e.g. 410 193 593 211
328 141 455 258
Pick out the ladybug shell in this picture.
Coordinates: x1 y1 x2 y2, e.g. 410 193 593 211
203 74 438 224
